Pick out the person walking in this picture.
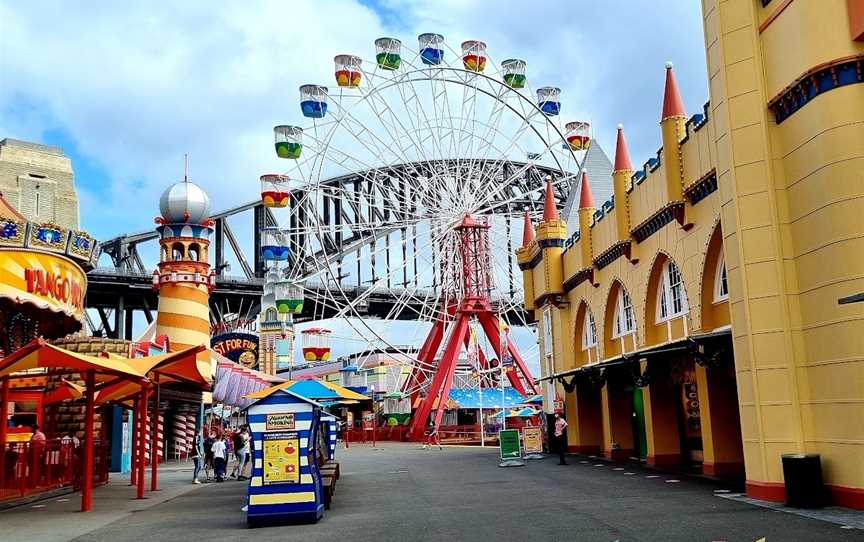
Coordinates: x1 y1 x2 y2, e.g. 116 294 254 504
211 434 227 482
191 432 204 484
203 432 215 481
231 426 250 480
553 412 568 465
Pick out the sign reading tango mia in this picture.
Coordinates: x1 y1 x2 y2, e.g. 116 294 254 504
0 249 87 319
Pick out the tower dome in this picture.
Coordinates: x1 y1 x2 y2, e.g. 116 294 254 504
159 181 211 224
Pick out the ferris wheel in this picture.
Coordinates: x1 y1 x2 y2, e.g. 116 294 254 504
261 33 592 434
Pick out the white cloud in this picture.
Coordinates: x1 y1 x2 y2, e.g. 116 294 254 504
1 1 707 367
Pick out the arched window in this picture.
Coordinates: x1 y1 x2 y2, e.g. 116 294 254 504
172 243 184 261
714 253 728 302
613 288 635 338
657 259 688 322
188 243 200 262
265 308 278 321
582 310 597 350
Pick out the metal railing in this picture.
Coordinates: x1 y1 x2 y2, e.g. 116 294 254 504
0 439 109 502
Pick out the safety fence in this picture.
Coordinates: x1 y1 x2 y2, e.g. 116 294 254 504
0 439 110 502
342 424 509 444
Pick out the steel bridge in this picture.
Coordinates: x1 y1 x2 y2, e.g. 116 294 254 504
88 159 578 338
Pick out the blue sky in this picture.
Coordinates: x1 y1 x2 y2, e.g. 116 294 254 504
0 1 708 370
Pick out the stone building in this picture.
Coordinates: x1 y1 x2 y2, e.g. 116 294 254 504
0 138 80 230
518 1 864 509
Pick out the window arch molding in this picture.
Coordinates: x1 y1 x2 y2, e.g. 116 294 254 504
655 257 689 323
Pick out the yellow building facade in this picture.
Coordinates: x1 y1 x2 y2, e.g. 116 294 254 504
518 0 864 509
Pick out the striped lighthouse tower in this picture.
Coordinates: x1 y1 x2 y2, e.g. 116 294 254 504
152 179 216 380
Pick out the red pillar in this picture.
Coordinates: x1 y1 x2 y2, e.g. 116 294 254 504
150 375 160 492
431 312 471 430
409 311 471 441
82 370 95 512
129 397 138 486
136 385 148 499
0 376 9 488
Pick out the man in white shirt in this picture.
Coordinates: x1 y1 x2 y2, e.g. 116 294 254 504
211 434 228 482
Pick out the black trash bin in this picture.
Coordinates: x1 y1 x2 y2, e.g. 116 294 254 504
782 453 824 508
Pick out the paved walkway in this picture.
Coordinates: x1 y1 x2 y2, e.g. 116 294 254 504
81 445 864 541
5 445 862 541
0 461 204 542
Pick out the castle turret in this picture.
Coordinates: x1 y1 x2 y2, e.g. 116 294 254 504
516 210 536 311
152 180 215 378
576 171 596 269
611 125 634 243
660 62 687 205
535 178 567 305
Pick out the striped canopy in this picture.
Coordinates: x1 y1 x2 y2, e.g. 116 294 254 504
93 345 211 405
247 379 369 403
0 339 145 380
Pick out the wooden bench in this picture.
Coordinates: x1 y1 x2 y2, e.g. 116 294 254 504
320 462 340 480
321 474 336 509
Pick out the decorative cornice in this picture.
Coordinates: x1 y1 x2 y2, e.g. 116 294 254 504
537 238 565 249
768 54 864 124
683 169 718 205
563 267 593 293
517 249 543 271
593 240 631 270
630 201 685 243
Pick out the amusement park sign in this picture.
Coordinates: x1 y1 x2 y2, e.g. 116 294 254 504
211 332 259 368
0 249 87 321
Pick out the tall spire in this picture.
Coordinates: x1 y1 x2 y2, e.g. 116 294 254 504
521 210 535 246
578 171 595 210
661 61 686 120
542 177 559 222
613 124 633 172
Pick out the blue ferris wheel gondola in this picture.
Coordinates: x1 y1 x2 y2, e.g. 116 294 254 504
300 84 328 119
537 86 561 116
418 33 444 66
261 227 290 261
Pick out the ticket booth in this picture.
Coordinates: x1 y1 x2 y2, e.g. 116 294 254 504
246 388 324 526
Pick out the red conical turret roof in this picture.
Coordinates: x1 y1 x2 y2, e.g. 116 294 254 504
613 124 633 172
661 61 686 119
579 171 595 210
543 178 559 222
521 210 534 246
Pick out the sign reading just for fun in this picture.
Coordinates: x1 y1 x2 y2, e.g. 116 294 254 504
262 432 300 485
266 413 296 431
499 429 522 460
523 427 543 454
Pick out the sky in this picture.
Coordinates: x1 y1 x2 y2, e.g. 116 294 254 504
0 1 708 372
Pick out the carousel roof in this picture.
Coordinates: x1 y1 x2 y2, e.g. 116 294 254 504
247 378 368 403
446 387 527 410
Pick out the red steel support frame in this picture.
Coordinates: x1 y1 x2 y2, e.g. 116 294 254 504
0 376 8 489
82 370 95 512
136 385 149 499
129 396 138 486
150 374 160 492
407 215 538 441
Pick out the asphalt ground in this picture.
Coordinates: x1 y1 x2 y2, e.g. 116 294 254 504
72 443 861 542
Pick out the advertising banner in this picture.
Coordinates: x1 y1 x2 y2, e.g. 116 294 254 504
0 249 86 322
211 332 259 368
262 431 300 485
499 429 521 460
523 427 543 454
